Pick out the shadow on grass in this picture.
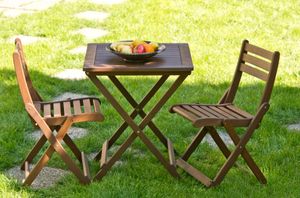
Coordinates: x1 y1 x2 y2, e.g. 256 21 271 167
0 68 299 194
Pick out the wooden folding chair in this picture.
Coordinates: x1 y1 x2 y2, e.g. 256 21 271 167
170 40 280 187
13 38 104 186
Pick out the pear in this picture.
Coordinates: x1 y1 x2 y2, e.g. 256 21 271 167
120 45 132 54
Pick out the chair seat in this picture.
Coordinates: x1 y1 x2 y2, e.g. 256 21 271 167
34 97 104 126
170 103 253 127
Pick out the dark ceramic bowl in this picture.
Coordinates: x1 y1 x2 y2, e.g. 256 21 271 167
106 41 166 62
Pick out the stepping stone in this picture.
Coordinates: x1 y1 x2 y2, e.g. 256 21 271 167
0 0 35 8
288 123 300 132
87 152 98 161
69 46 87 54
0 0 60 17
127 147 145 158
203 131 234 147
0 0 59 10
2 9 34 17
74 28 108 40
90 0 125 5
54 69 87 80
28 127 88 141
87 152 126 167
8 35 44 45
5 166 69 189
21 0 60 11
108 145 145 158
75 11 109 21
52 92 92 101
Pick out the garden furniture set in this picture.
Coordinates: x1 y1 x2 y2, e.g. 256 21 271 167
12 38 280 187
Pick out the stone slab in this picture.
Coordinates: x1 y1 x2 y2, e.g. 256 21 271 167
69 46 87 54
2 9 34 17
29 127 88 141
52 92 92 101
288 123 300 132
8 35 44 45
187 132 234 148
203 130 234 148
87 152 125 167
75 11 109 21
0 0 59 10
74 28 108 40
54 69 87 80
90 0 125 5
0 0 60 17
5 166 69 189
22 0 59 11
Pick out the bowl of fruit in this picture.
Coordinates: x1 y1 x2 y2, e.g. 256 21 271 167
106 40 166 62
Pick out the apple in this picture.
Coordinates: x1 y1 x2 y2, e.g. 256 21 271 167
133 44 145 54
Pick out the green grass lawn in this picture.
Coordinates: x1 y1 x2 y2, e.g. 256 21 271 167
1 0 300 197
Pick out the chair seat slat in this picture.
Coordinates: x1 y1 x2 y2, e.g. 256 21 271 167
192 106 217 118
201 106 226 118
93 99 101 113
218 106 243 119
208 106 231 118
63 101 72 116
73 100 82 114
172 106 198 122
182 105 207 118
226 105 253 118
43 104 51 118
53 103 61 117
83 99 92 113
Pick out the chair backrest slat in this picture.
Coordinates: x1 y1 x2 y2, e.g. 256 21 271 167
13 38 42 104
244 43 274 60
240 63 268 81
241 53 271 71
224 40 280 108
13 52 33 105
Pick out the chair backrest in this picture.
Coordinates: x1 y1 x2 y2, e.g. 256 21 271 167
224 40 280 108
13 38 42 106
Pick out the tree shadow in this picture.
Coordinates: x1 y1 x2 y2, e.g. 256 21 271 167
0 67 299 190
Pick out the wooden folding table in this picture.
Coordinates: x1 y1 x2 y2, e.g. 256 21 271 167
83 43 194 180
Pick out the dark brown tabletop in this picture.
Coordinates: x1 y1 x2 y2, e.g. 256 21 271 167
83 43 194 75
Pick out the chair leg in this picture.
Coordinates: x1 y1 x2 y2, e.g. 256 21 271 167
212 123 266 186
54 125 82 163
23 118 90 186
21 135 47 170
49 119 90 184
223 123 267 184
94 132 137 181
212 141 244 186
63 134 82 163
23 140 57 186
182 127 208 161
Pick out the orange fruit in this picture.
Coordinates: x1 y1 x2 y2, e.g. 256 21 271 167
143 43 155 53
132 40 145 48
150 42 159 50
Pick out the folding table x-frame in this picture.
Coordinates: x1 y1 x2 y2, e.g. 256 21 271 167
83 43 194 180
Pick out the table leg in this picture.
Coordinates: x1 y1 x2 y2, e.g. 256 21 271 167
109 75 170 147
87 74 187 180
94 75 169 160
